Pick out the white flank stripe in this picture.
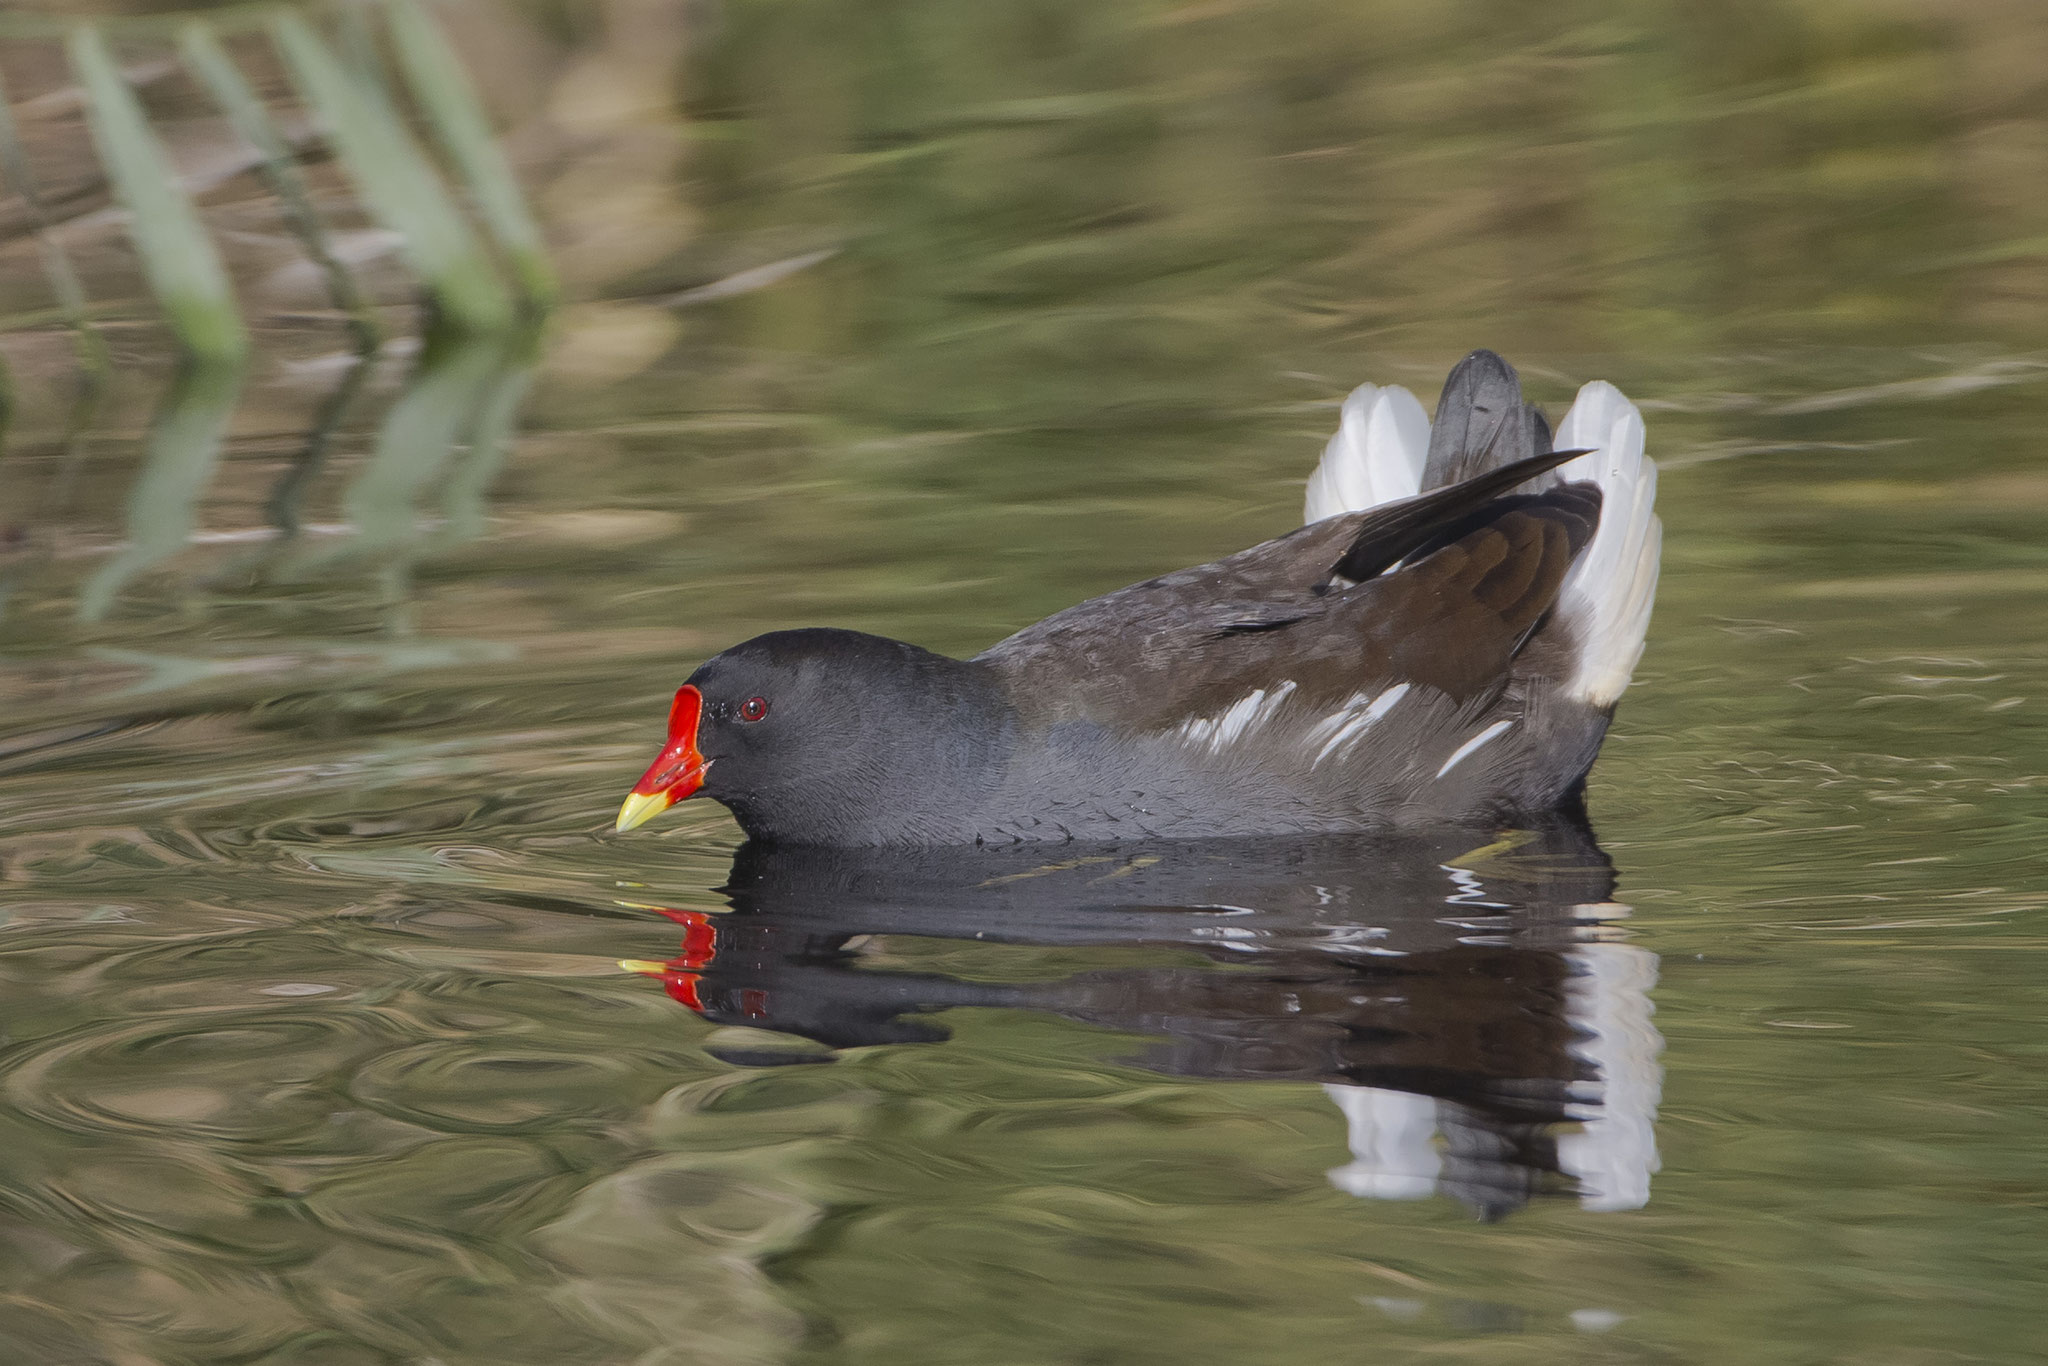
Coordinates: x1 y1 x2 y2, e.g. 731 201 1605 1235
1310 683 1410 766
1304 691 1371 759
1434 720 1513 778
1176 681 1297 754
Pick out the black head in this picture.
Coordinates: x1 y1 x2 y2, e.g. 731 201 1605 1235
615 629 1011 844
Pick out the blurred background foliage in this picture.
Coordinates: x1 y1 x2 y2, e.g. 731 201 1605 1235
2 0 2047 631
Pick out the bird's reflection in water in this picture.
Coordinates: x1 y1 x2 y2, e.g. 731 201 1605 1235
622 815 1661 1222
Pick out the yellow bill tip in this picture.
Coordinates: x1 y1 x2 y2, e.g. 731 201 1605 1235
618 959 669 976
614 789 673 833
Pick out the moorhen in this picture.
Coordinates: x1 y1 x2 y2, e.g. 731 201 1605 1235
614 350 1660 845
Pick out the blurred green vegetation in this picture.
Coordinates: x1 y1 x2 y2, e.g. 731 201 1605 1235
0 0 551 621
672 0 2045 432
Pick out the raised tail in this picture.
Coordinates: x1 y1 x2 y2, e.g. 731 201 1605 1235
1304 349 1552 523
1302 350 1661 708
1420 349 1554 491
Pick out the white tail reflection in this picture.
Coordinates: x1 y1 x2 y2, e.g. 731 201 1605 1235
1324 916 1662 1215
1324 1085 1442 1200
1559 939 1663 1210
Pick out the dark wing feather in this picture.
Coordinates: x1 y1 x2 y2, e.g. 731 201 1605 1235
977 452 1601 731
1329 449 1586 583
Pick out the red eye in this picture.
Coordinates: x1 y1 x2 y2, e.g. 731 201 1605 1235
739 696 769 723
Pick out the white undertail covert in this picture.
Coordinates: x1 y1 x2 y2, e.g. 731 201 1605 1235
1303 383 1430 521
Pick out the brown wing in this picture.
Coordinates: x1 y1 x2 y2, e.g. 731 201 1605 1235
978 455 1600 731
1372 486 1602 699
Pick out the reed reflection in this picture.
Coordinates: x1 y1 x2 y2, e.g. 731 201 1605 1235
623 816 1663 1221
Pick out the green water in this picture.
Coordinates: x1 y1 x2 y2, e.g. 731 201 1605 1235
3 2 2048 1362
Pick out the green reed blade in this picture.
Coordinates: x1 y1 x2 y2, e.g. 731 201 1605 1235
437 335 537 544
272 11 511 336
384 0 556 311
178 22 383 356
337 0 400 102
331 333 504 566
68 26 248 365
78 355 245 622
